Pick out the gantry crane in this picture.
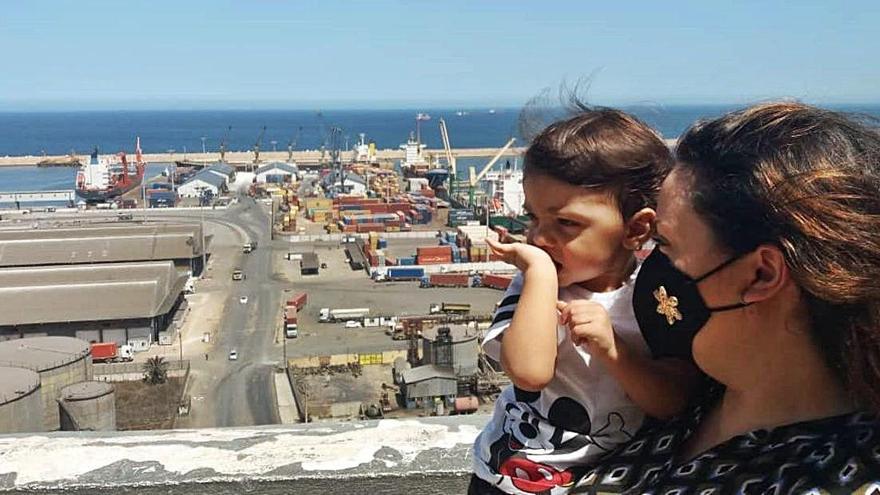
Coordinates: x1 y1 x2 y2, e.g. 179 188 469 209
468 137 516 207
253 126 267 168
287 126 302 163
438 118 456 201
218 125 232 163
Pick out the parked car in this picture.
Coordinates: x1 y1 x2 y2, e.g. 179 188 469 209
320 262 328 269
239 296 248 304
228 350 238 361
344 320 362 328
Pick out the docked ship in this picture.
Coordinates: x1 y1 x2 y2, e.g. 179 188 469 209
75 138 146 202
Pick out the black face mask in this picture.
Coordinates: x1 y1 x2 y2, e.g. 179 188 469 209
634 247 751 361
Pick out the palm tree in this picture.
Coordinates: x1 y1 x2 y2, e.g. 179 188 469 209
143 356 169 385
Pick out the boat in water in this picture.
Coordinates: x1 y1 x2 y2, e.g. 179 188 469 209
75 138 146 202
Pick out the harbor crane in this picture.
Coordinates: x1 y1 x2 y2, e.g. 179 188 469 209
253 126 267 168
219 126 232 163
326 126 345 195
468 137 517 207
439 118 457 200
287 126 302 163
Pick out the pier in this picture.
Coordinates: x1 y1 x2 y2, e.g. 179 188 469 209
0 190 75 208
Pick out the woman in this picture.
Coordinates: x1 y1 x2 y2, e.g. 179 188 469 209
575 102 880 493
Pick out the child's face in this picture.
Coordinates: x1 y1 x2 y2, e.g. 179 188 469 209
523 173 633 291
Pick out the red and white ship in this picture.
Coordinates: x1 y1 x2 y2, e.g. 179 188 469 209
75 137 146 202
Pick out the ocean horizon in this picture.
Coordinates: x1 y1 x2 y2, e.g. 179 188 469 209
3 104 879 158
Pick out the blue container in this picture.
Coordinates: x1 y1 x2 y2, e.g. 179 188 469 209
399 256 415 266
387 267 425 280
377 238 388 249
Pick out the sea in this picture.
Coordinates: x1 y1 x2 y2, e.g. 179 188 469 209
1 105 878 194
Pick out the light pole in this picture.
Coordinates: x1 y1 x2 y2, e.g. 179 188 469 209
178 331 184 363
201 136 207 155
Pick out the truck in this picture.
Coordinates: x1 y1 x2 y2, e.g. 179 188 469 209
286 292 308 311
232 269 245 281
481 273 514 290
90 342 134 363
319 307 370 323
285 314 298 338
429 302 472 314
374 267 425 282
420 273 470 288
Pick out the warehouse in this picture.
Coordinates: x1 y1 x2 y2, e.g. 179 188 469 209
0 261 187 345
0 223 211 275
204 162 236 184
255 162 298 184
399 365 457 410
177 169 226 198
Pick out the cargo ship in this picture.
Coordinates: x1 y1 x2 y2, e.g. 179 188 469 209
75 138 146 202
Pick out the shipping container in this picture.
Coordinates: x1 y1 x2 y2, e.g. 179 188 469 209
382 267 425 281
482 273 514 290
421 273 470 288
286 292 308 310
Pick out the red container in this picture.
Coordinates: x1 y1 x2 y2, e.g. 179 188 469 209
429 273 470 287
342 224 358 232
482 273 514 290
417 255 453 265
90 342 118 362
285 314 298 324
286 292 308 310
417 246 453 257
454 396 479 414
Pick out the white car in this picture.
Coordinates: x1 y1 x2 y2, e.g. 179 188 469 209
239 296 248 304
228 350 238 361
344 320 362 328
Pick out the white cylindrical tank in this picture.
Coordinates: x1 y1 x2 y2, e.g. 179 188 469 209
59 381 116 431
0 337 92 430
0 366 43 433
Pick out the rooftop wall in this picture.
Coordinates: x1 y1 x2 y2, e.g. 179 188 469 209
0 415 488 494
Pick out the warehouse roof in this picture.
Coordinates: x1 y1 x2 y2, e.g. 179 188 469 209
401 364 456 385
0 261 187 326
0 223 209 268
256 162 297 175
181 169 226 189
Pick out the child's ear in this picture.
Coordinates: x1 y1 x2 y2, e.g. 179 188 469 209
623 207 655 250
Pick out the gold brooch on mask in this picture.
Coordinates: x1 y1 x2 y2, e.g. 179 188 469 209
654 286 683 326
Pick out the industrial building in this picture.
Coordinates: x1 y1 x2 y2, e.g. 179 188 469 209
399 365 457 410
0 223 211 275
177 169 227 198
420 325 479 377
59 381 116 431
204 162 236 184
0 261 188 345
0 366 43 433
301 252 320 275
0 337 93 430
255 162 298 183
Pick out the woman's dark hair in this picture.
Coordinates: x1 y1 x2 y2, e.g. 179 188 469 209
676 102 880 411
524 106 673 218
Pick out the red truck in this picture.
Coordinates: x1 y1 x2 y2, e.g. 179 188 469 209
286 292 308 311
90 342 134 363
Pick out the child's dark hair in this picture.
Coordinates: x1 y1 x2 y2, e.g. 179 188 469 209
524 107 673 218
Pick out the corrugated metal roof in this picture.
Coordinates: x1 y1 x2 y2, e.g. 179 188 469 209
182 169 226 188
401 364 456 384
256 162 297 175
0 261 186 325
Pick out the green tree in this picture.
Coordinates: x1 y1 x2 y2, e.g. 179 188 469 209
143 356 169 385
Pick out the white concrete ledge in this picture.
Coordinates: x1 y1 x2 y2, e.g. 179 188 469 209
0 415 489 494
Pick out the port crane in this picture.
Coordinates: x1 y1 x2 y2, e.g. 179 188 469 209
253 126 267 168
326 126 345 195
467 137 517 207
287 126 302 163
438 118 457 201
218 126 232 163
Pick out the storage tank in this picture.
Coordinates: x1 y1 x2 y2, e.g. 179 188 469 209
59 381 116 431
0 366 43 433
0 337 92 430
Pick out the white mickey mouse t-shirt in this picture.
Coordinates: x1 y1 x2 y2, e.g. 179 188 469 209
473 268 650 495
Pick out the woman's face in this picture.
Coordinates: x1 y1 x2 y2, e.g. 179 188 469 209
654 168 756 376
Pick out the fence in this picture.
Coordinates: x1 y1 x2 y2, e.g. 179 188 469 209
94 359 190 382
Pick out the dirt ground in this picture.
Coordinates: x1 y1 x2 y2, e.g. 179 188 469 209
114 377 185 430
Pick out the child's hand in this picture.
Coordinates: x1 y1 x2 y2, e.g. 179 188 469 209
557 300 617 360
486 237 555 274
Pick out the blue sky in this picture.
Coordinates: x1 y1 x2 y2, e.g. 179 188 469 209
1 1 878 110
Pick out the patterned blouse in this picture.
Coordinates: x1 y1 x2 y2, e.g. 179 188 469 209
573 387 880 494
